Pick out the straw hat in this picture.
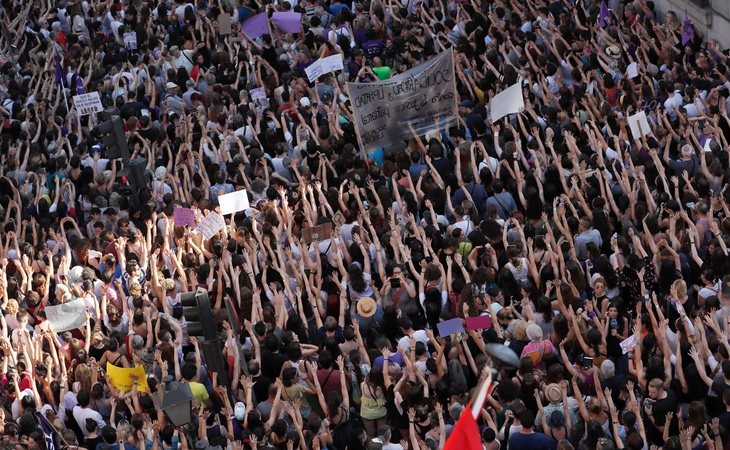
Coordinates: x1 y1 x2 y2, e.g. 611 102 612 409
545 383 562 404
356 297 377 318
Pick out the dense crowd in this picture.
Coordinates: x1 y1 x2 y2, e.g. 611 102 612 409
0 0 729 450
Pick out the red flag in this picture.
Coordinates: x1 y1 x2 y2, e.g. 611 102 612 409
444 406 482 450
445 372 492 450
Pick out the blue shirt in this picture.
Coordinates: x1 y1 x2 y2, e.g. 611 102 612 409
329 2 350 15
508 431 557 450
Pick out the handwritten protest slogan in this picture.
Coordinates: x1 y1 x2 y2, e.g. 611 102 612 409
347 49 457 151
73 92 104 116
106 363 149 392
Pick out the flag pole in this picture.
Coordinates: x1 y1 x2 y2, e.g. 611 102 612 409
469 367 494 420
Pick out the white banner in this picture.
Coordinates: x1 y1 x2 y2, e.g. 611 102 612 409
305 54 344 82
73 92 104 116
347 49 458 152
45 299 87 332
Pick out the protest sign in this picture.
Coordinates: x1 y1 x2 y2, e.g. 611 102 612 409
490 83 524 123
465 315 492 331
619 335 637 354
73 92 104 116
106 363 149 392
302 223 333 244
271 12 301 33
347 49 458 152
45 299 87 332
241 13 269 39
195 212 226 240
173 207 196 227
436 318 465 336
250 88 269 115
305 54 344 82
218 13 232 35
628 111 651 140
626 62 639 78
218 190 250 215
123 32 137 50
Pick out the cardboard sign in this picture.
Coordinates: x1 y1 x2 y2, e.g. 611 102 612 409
332 212 345 227
106 363 149 392
628 111 651 140
490 83 524 123
465 315 492 331
218 13 232 35
436 318 465 336
195 212 226 240
173 207 196 227
73 92 104 116
45 299 87 332
218 190 250 215
302 222 333 244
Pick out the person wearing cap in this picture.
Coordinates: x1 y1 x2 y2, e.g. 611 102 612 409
163 81 186 115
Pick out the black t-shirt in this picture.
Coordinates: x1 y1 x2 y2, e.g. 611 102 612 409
260 351 288 380
647 389 679 445
84 435 103 450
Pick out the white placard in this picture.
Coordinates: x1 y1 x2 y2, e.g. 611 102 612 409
305 54 344 82
704 138 713 152
628 111 651 140
45 299 87 332
218 190 250 216
73 92 104 116
626 62 639 79
195 212 226 240
250 88 269 116
619 335 637 354
123 32 137 50
490 83 524 123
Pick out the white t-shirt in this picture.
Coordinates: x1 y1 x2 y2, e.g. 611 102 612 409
72 405 106 436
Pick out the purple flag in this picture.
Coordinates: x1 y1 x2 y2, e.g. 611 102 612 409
241 12 269 39
682 11 694 46
75 72 85 95
37 412 59 450
598 0 609 28
271 12 302 34
54 55 65 87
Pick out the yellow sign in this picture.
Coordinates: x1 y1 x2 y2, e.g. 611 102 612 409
106 363 149 393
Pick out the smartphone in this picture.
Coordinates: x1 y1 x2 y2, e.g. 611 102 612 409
610 319 618 329
583 356 594 369
390 278 401 288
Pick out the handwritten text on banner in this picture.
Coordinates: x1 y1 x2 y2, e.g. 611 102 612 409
346 49 458 152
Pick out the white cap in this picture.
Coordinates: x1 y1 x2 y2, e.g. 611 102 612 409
234 402 246 420
299 97 311 107
165 81 178 90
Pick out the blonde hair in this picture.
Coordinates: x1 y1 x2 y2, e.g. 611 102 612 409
513 320 528 341
74 364 93 393
673 279 687 300
5 299 18 315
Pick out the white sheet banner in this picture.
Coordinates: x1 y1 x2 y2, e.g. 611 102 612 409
45 299 87 332
347 49 458 152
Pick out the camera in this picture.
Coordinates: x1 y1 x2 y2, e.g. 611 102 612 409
390 278 401 288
